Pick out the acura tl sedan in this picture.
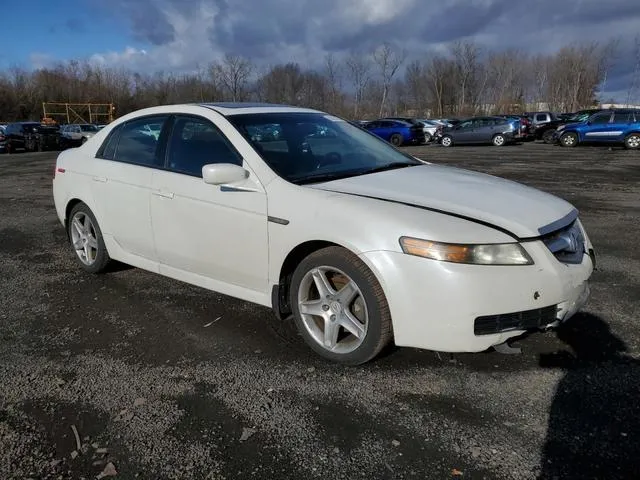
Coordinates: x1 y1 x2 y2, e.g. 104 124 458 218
52 103 595 365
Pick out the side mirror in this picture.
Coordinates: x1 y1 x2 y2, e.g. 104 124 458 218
202 163 249 185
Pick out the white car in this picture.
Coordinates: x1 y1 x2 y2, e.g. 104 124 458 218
52 103 595 364
61 124 100 145
417 119 439 142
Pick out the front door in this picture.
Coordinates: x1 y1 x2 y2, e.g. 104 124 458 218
581 111 614 142
149 114 269 297
453 120 476 143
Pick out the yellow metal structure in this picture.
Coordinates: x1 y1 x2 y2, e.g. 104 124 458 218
42 103 115 125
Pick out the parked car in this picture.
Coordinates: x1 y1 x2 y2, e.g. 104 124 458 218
52 102 595 364
435 116 520 147
4 121 61 153
60 124 100 148
0 125 6 152
363 119 425 146
416 119 439 142
554 109 640 149
525 111 558 129
532 109 603 143
496 115 532 140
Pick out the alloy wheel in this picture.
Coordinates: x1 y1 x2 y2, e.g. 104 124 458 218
70 212 99 265
297 266 368 354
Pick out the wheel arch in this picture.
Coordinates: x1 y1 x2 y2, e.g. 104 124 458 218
271 240 373 320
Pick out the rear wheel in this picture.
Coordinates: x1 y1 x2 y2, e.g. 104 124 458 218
390 134 403 147
624 133 640 149
424 132 432 143
67 203 111 273
560 132 578 147
290 246 393 365
542 129 555 144
441 135 453 147
492 134 506 146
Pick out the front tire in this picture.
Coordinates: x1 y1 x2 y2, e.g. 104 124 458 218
289 246 393 365
67 203 111 273
492 134 506 146
560 132 578 147
624 133 640 149
390 134 403 147
424 132 432 143
440 135 453 147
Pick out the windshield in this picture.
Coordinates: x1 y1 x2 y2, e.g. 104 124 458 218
227 112 421 184
80 124 99 132
568 112 592 122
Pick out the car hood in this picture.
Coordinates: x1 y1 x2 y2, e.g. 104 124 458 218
560 122 584 129
309 164 576 238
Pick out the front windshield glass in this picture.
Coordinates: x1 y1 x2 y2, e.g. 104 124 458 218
227 112 421 184
80 124 99 132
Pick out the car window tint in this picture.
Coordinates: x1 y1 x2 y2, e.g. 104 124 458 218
97 125 123 160
113 116 169 166
167 116 242 176
612 112 632 123
589 113 611 124
536 114 547 122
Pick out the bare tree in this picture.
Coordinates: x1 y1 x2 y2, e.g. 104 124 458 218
373 42 406 117
626 35 640 106
345 51 371 118
214 54 253 102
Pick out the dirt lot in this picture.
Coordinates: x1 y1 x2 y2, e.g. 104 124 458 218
1 142 639 480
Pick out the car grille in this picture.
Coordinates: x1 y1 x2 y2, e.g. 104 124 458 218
474 305 558 336
540 220 586 264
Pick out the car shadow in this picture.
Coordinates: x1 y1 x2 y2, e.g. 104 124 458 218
537 313 640 479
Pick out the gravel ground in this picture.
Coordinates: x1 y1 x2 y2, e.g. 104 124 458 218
0 142 638 480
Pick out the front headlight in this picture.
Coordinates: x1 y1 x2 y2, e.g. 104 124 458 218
399 237 534 265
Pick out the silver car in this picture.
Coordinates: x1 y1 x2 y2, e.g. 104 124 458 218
61 124 100 146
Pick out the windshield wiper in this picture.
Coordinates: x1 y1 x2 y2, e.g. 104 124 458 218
293 170 364 185
356 162 417 176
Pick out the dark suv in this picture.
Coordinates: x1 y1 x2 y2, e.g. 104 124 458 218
4 122 61 153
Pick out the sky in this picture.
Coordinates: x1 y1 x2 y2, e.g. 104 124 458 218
2 0 639 101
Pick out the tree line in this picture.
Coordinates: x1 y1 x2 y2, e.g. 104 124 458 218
0 39 623 123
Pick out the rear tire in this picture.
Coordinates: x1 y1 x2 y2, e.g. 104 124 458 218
67 203 111 274
289 246 393 365
560 132 578 147
390 134 403 147
624 133 640 149
542 129 555 144
424 132 432 143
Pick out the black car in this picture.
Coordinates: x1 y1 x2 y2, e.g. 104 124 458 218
532 109 603 143
4 122 61 153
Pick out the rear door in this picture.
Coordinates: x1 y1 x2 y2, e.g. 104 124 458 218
89 114 172 265
609 111 634 142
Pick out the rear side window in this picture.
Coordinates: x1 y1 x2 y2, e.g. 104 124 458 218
96 124 123 160
167 115 242 177
535 114 547 122
112 115 170 167
612 112 633 123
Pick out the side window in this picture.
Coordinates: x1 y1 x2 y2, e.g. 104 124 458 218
112 115 169 167
612 112 631 123
536 114 547 122
96 124 123 160
589 113 611 125
167 116 242 177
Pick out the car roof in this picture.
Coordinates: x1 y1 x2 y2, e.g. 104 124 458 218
199 102 322 116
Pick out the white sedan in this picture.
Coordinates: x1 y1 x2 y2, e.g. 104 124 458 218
52 103 595 364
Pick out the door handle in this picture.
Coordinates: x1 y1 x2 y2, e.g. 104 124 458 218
152 190 174 199
92 176 107 183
